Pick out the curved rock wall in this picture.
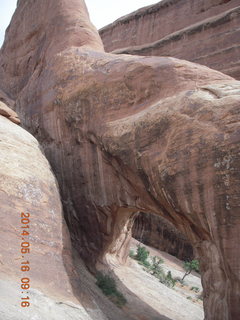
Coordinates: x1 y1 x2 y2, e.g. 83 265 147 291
0 105 76 315
133 212 193 261
0 100 130 320
0 1 240 319
100 0 240 80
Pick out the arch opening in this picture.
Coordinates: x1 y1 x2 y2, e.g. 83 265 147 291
96 210 204 320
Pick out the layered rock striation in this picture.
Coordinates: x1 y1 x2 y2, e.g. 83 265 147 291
100 0 240 80
133 212 193 261
0 100 130 320
0 0 240 319
0 103 76 315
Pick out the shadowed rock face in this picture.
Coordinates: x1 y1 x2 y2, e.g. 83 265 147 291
133 212 194 261
0 0 240 319
0 104 131 320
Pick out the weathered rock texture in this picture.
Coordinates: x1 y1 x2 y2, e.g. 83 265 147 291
0 100 20 124
0 1 240 319
133 212 193 261
0 109 76 312
100 0 240 80
0 106 69 295
0 104 130 320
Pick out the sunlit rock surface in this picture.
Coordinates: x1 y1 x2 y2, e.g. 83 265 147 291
100 0 240 80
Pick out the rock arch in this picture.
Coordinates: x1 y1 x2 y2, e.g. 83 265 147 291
0 1 239 319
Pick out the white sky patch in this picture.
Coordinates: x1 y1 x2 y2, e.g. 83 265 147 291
0 0 17 47
0 0 159 47
85 0 159 29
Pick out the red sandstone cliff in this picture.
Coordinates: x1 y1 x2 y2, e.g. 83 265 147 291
100 0 240 80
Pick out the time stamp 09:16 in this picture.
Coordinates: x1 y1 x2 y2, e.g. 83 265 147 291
20 212 31 307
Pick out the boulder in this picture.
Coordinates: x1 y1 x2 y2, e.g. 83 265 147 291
0 100 20 124
0 112 73 316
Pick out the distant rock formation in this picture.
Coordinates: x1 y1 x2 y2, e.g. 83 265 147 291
100 0 240 80
0 0 240 319
133 212 193 261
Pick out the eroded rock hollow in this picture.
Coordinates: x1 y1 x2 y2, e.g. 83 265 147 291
0 0 240 319
133 212 194 261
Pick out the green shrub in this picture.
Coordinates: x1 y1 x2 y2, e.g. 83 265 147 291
157 270 167 283
157 270 176 288
135 244 150 264
134 249 177 290
148 257 176 288
138 260 151 268
150 256 164 275
96 272 116 296
182 259 200 281
129 244 151 268
155 271 165 281
174 276 186 285
96 272 127 308
109 291 127 308
191 286 200 293
165 271 176 288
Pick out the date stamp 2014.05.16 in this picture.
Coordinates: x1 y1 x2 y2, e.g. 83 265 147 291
20 212 31 308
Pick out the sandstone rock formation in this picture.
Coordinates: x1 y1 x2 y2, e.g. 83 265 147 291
100 0 240 80
0 0 240 319
133 212 193 261
0 104 130 320
0 107 74 312
0 100 20 124
0 103 68 291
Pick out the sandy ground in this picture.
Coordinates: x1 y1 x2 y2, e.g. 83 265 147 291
111 238 204 320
